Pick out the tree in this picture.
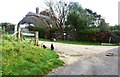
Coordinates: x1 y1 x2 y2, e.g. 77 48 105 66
0 22 15 34
109 25 120 43
66 2 104 41
85 8 102 27
40 9 58 28
67 2 94 31
110 25 120 36
44 0 69 29
98 18 109 32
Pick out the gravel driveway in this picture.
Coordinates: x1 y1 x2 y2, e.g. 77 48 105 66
39 41 119 75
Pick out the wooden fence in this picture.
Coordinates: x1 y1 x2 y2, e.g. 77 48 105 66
12 27 39 45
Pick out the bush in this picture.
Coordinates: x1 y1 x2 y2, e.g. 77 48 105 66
110 33 120 43
76 28 100 42
36 27 45 38
95 32 111 43
27 26 46 38
50 28 58 38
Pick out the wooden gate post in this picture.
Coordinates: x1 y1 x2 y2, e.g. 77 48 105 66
14 25 17 38
18 27 21 40
3 26 5 33
109 37 112 44
35 31 39 45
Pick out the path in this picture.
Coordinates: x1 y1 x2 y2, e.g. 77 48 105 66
38 41 119 75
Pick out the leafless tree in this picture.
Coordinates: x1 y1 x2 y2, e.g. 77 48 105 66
44 0 69 29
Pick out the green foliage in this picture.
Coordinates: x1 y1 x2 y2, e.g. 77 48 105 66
36 27 45 38
110 34 120 43
98 19 109 32
27 26 46 38
0 27 3 33
66 2 101 42
67 2 99 31
2 34 64 75
109 25 120 31
110 25 120 35
0 22 15 34
50 28 58 38
109 25 120 43
67 6 90 30
75 28 100 42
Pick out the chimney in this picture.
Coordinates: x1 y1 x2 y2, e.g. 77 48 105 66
36 7 39 14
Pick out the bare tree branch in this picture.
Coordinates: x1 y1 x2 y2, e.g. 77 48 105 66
44 0 69 29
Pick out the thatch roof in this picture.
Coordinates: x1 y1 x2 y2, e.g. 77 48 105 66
18 12 51 27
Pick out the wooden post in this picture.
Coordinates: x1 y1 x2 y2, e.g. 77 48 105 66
109 37 112 44
14 25 17 38
18 26 21 52
35 31 39 45
3 26 5 33
18 27 21 40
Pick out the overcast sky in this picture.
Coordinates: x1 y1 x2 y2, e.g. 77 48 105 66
0 0 119 26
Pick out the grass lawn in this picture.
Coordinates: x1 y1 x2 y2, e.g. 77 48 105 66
39 38 101 46
23 36 101 46
22 36 119 46
1 34 64 75
55 40 101 45
39 38 120 46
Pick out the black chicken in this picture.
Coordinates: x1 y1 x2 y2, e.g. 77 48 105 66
43 44 47 49
51 43 54 50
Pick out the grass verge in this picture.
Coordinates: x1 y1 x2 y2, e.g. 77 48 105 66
2 34 64 75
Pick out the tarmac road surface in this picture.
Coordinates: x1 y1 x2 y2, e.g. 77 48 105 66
39 41 119 75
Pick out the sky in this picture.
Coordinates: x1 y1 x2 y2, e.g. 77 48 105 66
0 0 119 26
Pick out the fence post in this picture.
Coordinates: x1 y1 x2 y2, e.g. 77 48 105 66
14 25 17 38
3 26 5 33
18 27 21 40
17 26 21 52
35 31 39 45
109 37 112 43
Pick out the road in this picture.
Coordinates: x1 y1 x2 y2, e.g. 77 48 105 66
38 41 119 75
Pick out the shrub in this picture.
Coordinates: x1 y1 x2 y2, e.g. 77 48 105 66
95 32 111 43
110 33 120 43
27 26 46 38
76 28 100 42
